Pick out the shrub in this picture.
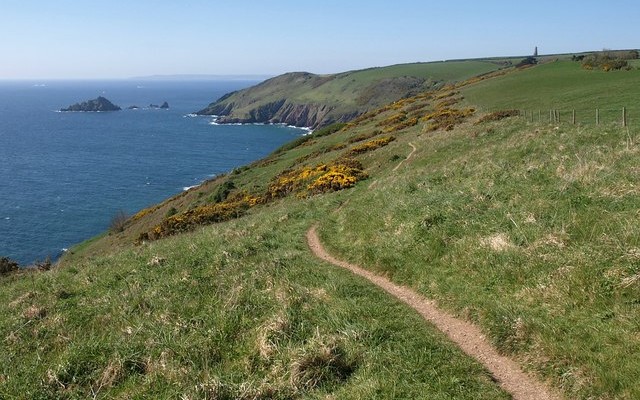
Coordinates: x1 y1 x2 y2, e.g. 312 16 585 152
139 195 257 242
267 159 367 200
581 51 629 71
376 112 407 127
0 257 19 275
346 136 396 156
211 180 235 203
476 110 520 124
307 159 367 195
436 97 462 109
384 117 418 133
348 130 381 144
109 210 129 233
516 56 538 68
422 108 475 131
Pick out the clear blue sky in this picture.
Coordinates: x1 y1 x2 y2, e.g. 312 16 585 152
1 0 638 79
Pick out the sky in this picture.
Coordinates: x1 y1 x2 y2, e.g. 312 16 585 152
1 0 639 79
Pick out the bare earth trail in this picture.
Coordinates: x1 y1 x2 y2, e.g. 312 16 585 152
369 142 416 190
393 142 417 172
307 227 560 400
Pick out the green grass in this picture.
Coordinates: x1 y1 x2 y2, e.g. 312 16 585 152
4 56 640 399
318 118 640 399
463 60 640 124
0 198 508 399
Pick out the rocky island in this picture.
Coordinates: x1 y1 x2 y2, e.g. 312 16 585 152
149 101 170 109
60 96 121 112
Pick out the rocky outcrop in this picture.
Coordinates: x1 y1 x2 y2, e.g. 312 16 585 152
60 96 121 112
212 101 358 128
148 102 169 109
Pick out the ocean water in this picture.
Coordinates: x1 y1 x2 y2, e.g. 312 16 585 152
0 80 304 264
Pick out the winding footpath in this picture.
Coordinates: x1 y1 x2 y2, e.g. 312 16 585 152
392 142 417 172
306 143 560 400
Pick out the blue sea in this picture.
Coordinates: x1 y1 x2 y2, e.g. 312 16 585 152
0 80 304 265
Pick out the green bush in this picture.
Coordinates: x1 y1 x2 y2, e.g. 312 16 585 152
212 180 236 203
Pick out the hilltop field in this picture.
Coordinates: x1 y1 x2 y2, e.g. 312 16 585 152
2 55 639 399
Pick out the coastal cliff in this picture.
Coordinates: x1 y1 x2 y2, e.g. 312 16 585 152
196 61 502 128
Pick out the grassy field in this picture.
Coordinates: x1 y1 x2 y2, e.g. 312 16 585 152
2 57 640 398
463 60 640 124
0 197 509 399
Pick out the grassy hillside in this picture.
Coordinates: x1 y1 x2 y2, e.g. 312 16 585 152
463 60 640 124
197 60 503 128
2 58 640 398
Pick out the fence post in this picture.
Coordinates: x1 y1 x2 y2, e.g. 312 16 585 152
623 107 627 127
572 109 576 125
549 110 553 123
538 110 541 123
596 108 599 125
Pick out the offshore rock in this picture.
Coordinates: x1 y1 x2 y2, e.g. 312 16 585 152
60 96 121 112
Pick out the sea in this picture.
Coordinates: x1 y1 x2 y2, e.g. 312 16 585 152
0 80 305 265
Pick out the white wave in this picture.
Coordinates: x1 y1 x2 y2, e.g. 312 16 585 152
183 184 200 191
61 248 68 252
4 217 9 220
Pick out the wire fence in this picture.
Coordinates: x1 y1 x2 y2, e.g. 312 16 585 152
517 107 638 127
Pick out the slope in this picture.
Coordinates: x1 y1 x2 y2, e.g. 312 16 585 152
3 58 640 399
462 59 640 123
196 60 502 128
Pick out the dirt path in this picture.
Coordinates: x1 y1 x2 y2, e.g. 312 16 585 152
370 142 417 190
307 226 561 400
393 142 417 172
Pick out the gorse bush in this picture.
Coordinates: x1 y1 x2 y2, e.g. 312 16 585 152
267 159 367 199
306 159 367 195
422 108 475 131
138 193 259 241
376 112 407 127
348 130 382 144
345 136 396 156
581 51 630 71
140 155 369 243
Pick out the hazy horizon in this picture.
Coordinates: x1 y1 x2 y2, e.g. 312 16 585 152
2 0 639 80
